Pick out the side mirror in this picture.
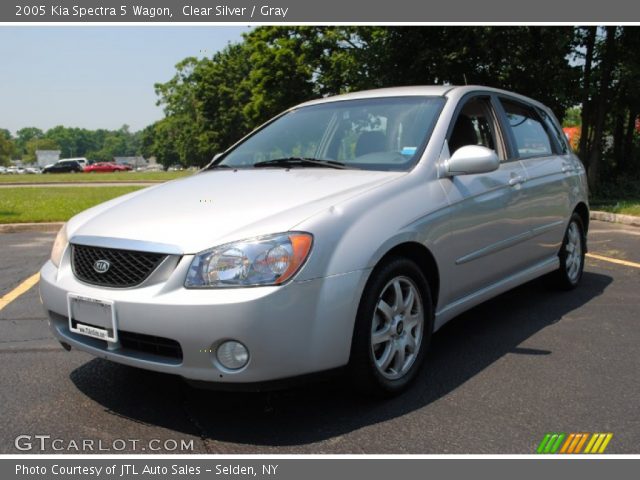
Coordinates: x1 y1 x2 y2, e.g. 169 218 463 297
445 145 500 176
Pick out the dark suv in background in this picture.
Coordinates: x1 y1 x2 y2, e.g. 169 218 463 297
42 160 84 174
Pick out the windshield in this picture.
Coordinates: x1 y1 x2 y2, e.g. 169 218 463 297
216 96 445 171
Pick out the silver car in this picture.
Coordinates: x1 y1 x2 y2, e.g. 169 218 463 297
40 86 588 395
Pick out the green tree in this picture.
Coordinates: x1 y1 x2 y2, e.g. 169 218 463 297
575 26 640 191
310 27 579 118
0 129 12 141
15 127 44 156
563 107 582 127
140 120 180 167
0 134 15 166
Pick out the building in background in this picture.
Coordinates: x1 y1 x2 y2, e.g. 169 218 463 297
36 150 61 167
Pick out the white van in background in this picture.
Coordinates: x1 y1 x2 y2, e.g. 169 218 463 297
63 157 89 168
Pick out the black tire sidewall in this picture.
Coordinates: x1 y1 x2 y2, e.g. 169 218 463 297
349 257 434 395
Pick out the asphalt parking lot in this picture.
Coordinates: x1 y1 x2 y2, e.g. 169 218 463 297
1 220 638 454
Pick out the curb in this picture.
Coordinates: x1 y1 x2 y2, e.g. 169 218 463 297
590 210 640 228
0 222 64 234
0 211 637 234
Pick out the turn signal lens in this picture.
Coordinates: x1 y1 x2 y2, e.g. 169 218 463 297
275 233 312 285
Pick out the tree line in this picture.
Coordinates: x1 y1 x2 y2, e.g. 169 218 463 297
0 125 142 166
3 27 639 196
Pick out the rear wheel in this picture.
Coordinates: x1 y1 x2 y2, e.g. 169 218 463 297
349 257 433 396
555 213 586 290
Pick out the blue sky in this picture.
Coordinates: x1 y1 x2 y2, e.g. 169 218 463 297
0 27 250 134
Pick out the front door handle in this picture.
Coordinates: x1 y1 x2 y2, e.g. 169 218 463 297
509 175 525 186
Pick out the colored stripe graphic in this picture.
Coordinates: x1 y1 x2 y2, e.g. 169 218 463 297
575 433 589 453
559 433 575 453
537 433 552 453
538 433 613 454
584 434 599 453
550 433 566 453
537 433 566 453
585 433 614 453
598 434 614 453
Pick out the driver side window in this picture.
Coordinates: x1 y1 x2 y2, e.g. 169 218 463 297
449 97 498 155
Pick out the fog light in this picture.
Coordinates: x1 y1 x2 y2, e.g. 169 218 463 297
216 340 249 370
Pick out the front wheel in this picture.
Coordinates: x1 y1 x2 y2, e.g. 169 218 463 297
349 257 434 396
555 213 586 290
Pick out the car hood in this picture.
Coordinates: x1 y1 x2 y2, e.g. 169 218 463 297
68 169 404 253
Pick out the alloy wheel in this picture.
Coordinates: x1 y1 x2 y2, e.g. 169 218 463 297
565 221 583 283
371 276 424 380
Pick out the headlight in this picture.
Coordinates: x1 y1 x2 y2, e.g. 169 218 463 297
50 223 68 268
185 232 313 288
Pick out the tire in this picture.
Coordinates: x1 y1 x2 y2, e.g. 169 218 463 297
555 212 586 290
349 257 434 396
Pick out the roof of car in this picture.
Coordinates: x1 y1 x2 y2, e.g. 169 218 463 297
293 85 548 111
295 86 454 108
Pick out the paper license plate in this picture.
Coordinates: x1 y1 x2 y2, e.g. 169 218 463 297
67 293 117 343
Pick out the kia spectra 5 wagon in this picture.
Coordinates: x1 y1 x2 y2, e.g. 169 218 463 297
40 86 589 394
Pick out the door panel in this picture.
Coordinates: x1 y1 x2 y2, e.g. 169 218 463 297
498 98 572 265
438 95 535 307
518 156 571 262
439 160 532 305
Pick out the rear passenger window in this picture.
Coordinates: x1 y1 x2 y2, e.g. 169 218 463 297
500 99 554 159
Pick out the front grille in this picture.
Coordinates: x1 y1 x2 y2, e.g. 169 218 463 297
71 244 166 288
119 331 183 360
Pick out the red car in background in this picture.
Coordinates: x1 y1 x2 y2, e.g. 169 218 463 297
84 162 132 173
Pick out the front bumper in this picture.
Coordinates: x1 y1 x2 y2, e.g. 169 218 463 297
39 254 368 384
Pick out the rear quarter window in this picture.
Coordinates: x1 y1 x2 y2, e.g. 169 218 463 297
500 99 555 159
537 108 569 154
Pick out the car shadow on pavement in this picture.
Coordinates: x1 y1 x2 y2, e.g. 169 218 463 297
70 271 612 448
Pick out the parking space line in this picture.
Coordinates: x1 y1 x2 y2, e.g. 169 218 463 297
586 253 640 269
0 273 40 311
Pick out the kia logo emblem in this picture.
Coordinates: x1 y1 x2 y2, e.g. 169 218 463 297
93 260 110 274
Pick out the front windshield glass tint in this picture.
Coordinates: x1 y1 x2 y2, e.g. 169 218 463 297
219 96 445 171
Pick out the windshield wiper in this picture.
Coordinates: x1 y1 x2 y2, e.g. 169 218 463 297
253 157 349 170
207 164 233 170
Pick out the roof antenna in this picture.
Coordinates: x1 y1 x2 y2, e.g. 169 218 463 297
463 74 468 85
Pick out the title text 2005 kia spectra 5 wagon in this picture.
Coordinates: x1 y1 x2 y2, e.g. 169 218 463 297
40 86 589 395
